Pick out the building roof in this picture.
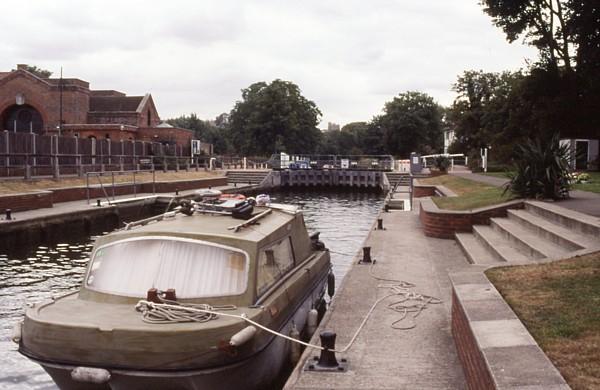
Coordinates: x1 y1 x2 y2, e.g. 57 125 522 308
89 96 144 112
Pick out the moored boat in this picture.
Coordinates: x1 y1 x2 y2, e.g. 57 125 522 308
14 198 332 390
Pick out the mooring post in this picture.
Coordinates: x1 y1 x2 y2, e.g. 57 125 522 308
359 246 373 263
305 330 347 372
377 218 384 230
5 209 12 221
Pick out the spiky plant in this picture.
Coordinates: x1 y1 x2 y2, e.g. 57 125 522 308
506 133 571 199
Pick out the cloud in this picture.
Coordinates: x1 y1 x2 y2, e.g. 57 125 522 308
0 0 537 127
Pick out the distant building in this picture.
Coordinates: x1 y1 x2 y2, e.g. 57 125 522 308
327 122 340 132
0 64 198 148
443 129 455 154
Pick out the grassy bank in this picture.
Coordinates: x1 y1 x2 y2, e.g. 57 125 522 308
419 174 514 210
0 170 225 195
572 171 600 194
486 252 600 390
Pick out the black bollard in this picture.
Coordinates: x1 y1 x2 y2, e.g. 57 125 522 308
96 199 101 207
359 246 372 263
175 189 179 196
304 330 347 372
377 218 384 230
5 209 12 221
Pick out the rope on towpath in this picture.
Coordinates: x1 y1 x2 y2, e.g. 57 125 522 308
133 262 441 353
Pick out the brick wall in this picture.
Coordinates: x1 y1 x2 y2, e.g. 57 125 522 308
137 127 193 146
413 185 436 198
419 198 523 239
0 191 53 212
0 177 227 211
451 291 495 390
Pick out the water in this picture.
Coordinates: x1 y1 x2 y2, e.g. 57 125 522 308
0 190 383 389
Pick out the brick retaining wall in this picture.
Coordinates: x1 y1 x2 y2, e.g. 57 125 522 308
450 271 569 389
0 191 54 212
0 177 227 211
419 198 523 239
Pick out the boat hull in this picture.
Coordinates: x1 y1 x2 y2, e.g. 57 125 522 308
31 275 327 390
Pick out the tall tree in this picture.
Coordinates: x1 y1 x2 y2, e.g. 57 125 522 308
447 70 523 162
481 0 575 71
377 91 443 158
229 80 322 156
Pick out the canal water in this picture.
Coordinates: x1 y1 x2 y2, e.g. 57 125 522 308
0 190 384 389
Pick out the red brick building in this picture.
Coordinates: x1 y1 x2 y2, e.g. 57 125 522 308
0 64 204 150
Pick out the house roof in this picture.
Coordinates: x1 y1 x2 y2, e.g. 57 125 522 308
89 96 144 112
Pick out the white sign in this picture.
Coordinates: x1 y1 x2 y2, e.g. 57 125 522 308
412 156 419 164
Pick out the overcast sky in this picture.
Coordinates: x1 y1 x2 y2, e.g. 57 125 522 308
1 0 537 127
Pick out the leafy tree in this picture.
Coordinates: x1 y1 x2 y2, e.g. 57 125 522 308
377 91 443 158
481 0 575 71
167 113 230 154
15 65 52 78
229 80 322 156
447 70 524 163
480 0 600 142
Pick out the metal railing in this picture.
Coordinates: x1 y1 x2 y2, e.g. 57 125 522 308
85 169 156 205
267 154 395 171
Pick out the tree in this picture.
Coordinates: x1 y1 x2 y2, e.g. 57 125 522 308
447 70 524 163
15 65 52 78
481 0 575 71
376 91 443 158
167 113 230 154
229 80 322 156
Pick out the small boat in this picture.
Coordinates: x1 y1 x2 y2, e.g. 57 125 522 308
15 199 332 390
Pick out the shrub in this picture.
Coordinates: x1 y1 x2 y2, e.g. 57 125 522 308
433 156 451 172
506 133 571 200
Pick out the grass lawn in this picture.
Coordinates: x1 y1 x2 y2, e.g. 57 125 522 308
482 171 514 179
486 252 600 390
419 174 515 210
572 171 600 194
0 170 225 195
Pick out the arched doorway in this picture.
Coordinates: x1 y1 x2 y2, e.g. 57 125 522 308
1 104 44 133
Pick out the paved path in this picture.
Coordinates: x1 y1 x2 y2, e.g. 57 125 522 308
451 171 600 217
285 200 468 389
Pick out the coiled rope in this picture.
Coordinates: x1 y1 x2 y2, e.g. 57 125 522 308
134 262 440 353
135 299 237 324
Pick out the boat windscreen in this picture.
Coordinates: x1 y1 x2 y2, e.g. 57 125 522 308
86 237 248 298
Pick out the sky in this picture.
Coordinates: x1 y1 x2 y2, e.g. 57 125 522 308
1 0 538 128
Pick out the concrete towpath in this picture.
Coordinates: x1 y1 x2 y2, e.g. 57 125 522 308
0 184 248 225
285 199 469 389
451 171 600 217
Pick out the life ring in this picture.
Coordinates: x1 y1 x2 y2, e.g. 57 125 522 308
220 193 246 200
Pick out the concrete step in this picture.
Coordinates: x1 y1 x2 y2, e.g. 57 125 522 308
507 209 591 251
525 200 600 238
455 233 501 265
490 218 571 260
473 225 533 263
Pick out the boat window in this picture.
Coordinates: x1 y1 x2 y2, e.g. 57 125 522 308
86 237 248 298
257 237 294 295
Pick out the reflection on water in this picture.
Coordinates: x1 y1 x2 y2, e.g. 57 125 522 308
0 190 383 389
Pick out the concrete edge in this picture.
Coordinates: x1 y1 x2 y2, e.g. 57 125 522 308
449 272 571 390
283 204 384 389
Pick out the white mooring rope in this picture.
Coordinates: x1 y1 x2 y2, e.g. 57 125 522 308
134 262 441 353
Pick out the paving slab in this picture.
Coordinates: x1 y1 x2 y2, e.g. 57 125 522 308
285 201 468 389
